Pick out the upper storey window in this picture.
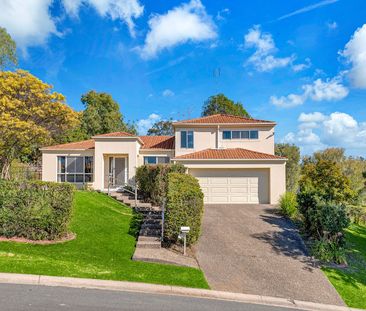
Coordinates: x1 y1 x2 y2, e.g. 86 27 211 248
222 130 259 140
181 130 194 148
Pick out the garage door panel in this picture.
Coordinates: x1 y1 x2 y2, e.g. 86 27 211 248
212 187 229 193
230 187 246 193
190 168 269 204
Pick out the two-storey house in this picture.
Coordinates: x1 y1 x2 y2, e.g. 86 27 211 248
41 114 286 204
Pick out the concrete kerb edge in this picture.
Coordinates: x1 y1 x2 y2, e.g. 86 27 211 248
0 273 361 311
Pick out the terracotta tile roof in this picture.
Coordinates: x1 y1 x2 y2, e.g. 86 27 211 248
41 139 95 150
93 131 136 137
174 114 274 124
139 136 175 149
174 148 286 160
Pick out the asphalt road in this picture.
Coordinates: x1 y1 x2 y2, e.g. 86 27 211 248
0 283 300 311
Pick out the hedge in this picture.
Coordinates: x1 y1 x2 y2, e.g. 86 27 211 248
0 180 75 240
164 173 204 245
135 163 186 206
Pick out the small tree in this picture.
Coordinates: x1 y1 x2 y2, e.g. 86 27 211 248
0 70 79 179
147 119 174 136
202 93 251 117
275 143 300 192
0 27 17 70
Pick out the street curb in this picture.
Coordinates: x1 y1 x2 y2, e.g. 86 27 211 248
0 273 361 311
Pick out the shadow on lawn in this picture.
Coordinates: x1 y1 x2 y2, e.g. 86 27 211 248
251 209 318 272
128 211 143 238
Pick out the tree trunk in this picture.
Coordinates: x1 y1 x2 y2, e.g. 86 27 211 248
0 158 11 180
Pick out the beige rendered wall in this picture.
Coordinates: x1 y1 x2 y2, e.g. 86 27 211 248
174 127 216 156
219 126 275 154
174 125 275 156
41 150 95 183
138 150 175 166
179 160 286 204
93 138 141 190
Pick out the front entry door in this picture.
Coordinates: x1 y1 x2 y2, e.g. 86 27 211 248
109 157 126 187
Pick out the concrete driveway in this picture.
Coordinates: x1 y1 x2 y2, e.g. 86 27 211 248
195 204 344 306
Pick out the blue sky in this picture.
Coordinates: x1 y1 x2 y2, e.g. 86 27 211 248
1 0 366 156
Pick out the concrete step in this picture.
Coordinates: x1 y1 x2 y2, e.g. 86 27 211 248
143 219 162 225
135 207 162 213
136 237 161 249
141 223 161 230
139 228 161 237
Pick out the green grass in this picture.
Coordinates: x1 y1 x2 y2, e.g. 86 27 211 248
323 224 366 309
0 191 209 289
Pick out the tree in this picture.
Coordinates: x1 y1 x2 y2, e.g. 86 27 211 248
147 119 174 136
201 93 251 117
299 158 355 204
314 148 345 163
80 91 136 137
0 70 79 179
0 27 17 70
275 143 300 192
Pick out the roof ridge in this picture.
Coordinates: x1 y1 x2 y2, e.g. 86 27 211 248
174 113 274 124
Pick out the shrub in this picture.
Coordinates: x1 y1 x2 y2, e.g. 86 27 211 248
279 192 298 218
0 180 75 240
164 173 204 245
136 163 186 206
347 205 366 225
311 239 347 264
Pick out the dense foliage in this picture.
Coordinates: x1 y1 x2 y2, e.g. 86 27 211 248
0 70 79 179
0 27 17 69
0 180 75 240
80 90 137 137
147 119 174 136
279 192 298 218
135 163 186 206
201 93 251 118
164 173 204 245
297 157 353 263
275 144 300 192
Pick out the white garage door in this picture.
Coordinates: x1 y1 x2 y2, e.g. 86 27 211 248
190 169 269 204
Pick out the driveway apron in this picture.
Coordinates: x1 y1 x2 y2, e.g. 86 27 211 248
195 204 344 306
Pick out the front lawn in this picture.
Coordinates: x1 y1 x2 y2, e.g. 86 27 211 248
0 191 208 289
323 224 366 309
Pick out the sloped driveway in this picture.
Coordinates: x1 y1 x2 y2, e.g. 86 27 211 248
195 204 344 306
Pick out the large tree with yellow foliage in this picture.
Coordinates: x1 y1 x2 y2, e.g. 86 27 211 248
0 70 79 179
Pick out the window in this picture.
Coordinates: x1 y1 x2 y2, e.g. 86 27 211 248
232 131 241 139
180 130 194 148
223 131 231 140
57 156 93 183
250 130 259 139
144 156 170 165
240 131 249 139
222 130 259 140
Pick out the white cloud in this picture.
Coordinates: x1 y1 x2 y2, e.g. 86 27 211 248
282 111 366 155
62 0 144 36
270 94 306 108
138 0 217 59
304 77 349 101
0 0 59 52
271 77 349 108
326 21 338 30
137 113 161 134
277 0 339 21
292 58 311 72
162 89 175 97
216 8 230 21
298 112 327 123
340 23 366 88
244 25 295 72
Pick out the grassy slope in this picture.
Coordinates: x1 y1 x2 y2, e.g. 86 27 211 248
0 191 208 289
323 224 366 309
